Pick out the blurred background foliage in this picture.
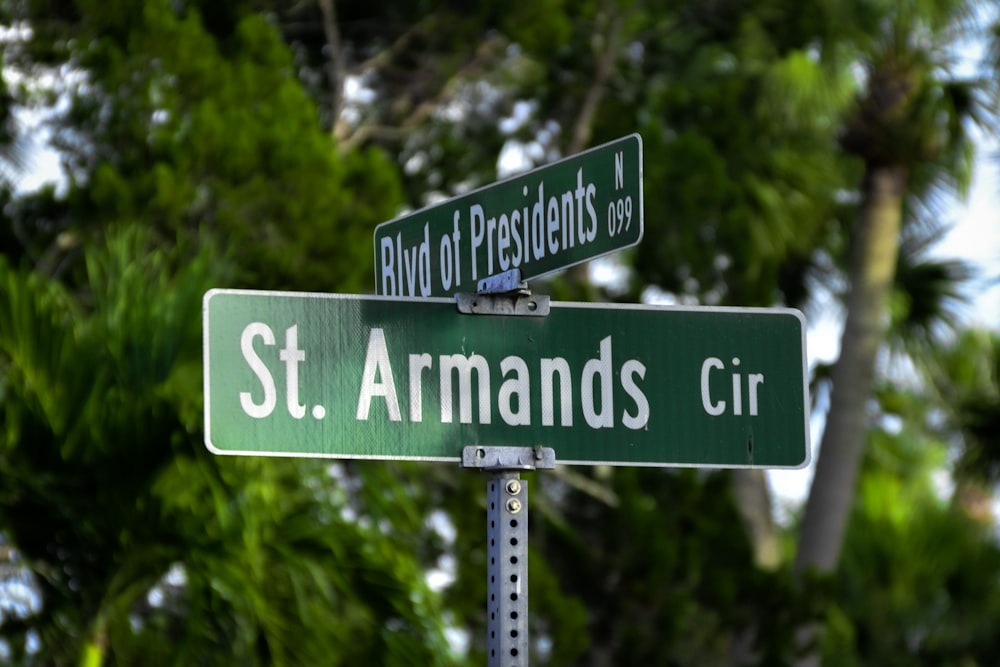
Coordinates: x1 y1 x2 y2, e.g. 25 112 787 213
1 0 999 664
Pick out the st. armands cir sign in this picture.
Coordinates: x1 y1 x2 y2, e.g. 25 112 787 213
203 289 809 468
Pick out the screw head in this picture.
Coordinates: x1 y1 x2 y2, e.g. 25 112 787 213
505 479 522 495
506 498 522 514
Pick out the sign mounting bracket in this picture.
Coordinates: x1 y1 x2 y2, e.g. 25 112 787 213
455 268 550 317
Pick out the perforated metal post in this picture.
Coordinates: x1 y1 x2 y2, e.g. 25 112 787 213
488 471 527 665
462 446 555 667
457 275 555 666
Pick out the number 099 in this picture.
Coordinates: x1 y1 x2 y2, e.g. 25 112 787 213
607 196 633 237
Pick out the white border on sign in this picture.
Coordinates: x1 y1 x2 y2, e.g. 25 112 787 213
203 288 810 469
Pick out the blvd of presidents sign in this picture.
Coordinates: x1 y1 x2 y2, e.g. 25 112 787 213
373 134 643 297
204 289 809 468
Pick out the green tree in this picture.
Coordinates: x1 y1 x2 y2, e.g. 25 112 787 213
822 381 1000 665
0 229 458 665
935 328 1000 486
796 0 988 576
268 0 857 305
4 1 999 665
6 0 403 291
267 2 997 662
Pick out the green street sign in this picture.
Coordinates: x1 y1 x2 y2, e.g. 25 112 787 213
204 289 809 468
372 134 643 297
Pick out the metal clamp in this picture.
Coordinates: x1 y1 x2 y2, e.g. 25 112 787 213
455 268 550 317
461 446 557 471
477 268 527 294
455 292 549 317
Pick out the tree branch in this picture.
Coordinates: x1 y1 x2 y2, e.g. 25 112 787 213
567 7 622 155
316 0 347 140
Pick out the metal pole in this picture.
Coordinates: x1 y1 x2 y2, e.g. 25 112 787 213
488 470 528 665
462 446 555 667
455 270 554 666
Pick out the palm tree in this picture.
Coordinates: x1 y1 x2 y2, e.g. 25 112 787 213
795 0 989 576
931 328 1000 521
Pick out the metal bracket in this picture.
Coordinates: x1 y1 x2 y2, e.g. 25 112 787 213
461 446 557 471
456 268 550 317
455 292 549 317
478 268 526 294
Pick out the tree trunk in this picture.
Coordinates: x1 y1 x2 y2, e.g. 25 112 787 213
795 164 907 574
566 8 621 156
731 469 781 569
791 164 906 667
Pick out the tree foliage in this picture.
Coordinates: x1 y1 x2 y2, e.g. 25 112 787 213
824 382 1000 666
796 0 989 578
7 0 403 291
0 229 457 665
1 0 999 665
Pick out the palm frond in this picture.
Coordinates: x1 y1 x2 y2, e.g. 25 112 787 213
929 329 1000 483
888 222 975 357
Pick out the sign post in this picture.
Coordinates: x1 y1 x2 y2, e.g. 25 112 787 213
460 446 555 666
204 136 811 664
372 133 642 664
204 286 809 666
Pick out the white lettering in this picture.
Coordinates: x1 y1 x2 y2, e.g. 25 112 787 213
561 186 575 249
486 214 497 276
585 182 597 242
409 353 432 422
379 236 396 296
356 328 401 421
278 325 306 419
574 169 586 245
497 213 511 271
701 357 764 416
510 209 523 267
440 353 491 424
439 232 453 291
700 357 726 416
748 373 764 416
620 359 648 429
451 211 462 286
531 184 546 260
470 204 485 279
541 358 573 426
418 223 431 296
732 357 743 415
402 239 418 297
498 356 530 426
547 195 560 255
581 336 614 428
240 322 277 418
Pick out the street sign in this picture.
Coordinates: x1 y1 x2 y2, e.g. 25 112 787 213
372 134 643 297
204 289 809 468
